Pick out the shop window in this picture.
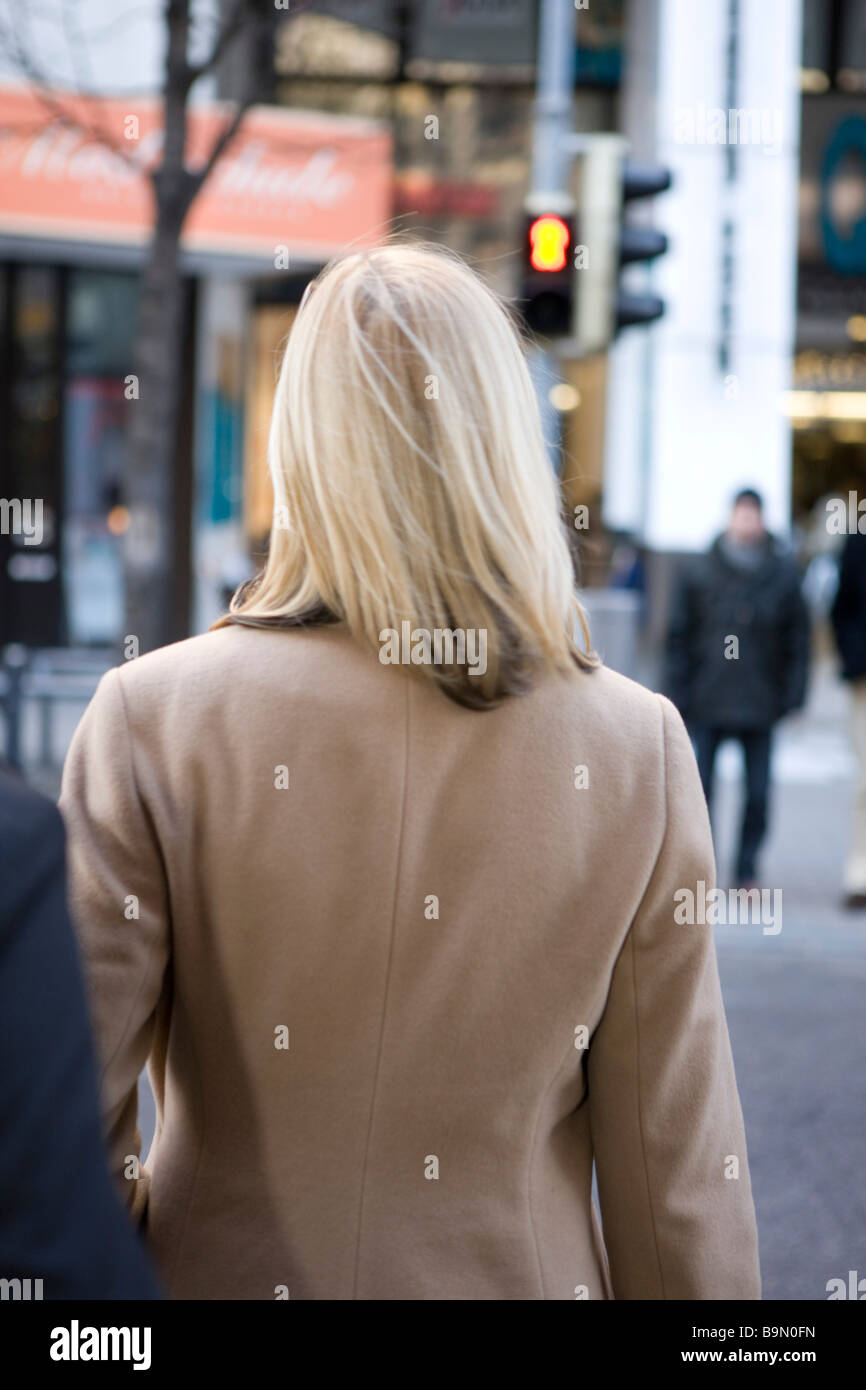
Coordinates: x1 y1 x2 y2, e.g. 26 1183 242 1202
62 270 139 645
1 265 63 647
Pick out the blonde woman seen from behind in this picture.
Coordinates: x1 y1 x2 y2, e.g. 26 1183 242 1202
60 243 760 1300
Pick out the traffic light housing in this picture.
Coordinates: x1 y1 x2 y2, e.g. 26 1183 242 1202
570 135 672 351
616 161 672 330
520 207 576 337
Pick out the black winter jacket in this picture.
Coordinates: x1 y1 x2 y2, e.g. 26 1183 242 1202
666 534 810 730
831 532 866 680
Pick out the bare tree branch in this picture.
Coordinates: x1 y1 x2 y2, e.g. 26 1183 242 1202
0 2 139 167
186 2 277 199
182 0 252 92
0 0 268 187
191 92 254 194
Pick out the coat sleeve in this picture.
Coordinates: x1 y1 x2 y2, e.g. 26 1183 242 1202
587 695 761 1300
664 564 696 724
830 533 864 674
58 667 170 1224
778 568 810 717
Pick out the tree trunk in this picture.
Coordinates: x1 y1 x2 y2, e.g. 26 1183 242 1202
121 0 258 654
123 198 187 655
122 0 193 656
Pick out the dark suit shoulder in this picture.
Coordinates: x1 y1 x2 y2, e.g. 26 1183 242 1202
0 771 65 932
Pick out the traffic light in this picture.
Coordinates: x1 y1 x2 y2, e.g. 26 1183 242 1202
616 162 672 330
520 204 576 337
571 134 672 351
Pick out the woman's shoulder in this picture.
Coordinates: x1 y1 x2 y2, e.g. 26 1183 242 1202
108 622 381 724
555 660 676 748
117 622 349 680
110 626 254 708
107 627 681 765
116 624 260 676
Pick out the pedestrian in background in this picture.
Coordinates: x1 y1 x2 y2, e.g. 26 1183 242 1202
666 488 810 888
831 530 866 909
60 243 759 1301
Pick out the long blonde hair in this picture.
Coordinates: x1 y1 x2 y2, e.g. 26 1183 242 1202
213 241 596 707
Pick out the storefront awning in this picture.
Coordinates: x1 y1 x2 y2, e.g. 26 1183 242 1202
0 86 392 270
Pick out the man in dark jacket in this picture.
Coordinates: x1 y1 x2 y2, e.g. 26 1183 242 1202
666 489 810 887
831 530 866 907
0 766 161 1298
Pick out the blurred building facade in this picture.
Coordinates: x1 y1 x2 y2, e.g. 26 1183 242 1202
263 0 626 595
8 0 866 662
602 0 803 662
793 0 866 548
0 0 627 648
599 0 866 658
0 8 392 647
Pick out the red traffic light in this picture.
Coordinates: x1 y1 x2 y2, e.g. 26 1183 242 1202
528 215 570 272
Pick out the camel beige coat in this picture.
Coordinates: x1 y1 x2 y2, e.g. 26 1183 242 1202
59 623 761 1300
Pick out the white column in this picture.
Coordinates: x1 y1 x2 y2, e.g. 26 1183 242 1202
604 0 803 550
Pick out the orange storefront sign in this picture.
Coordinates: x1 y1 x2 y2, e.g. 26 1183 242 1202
0 86 392 261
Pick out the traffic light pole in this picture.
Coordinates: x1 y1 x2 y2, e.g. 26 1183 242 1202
530 0 577 201
527 0 577 472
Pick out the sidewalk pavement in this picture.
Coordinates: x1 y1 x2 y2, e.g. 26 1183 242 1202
710 659 866 1300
